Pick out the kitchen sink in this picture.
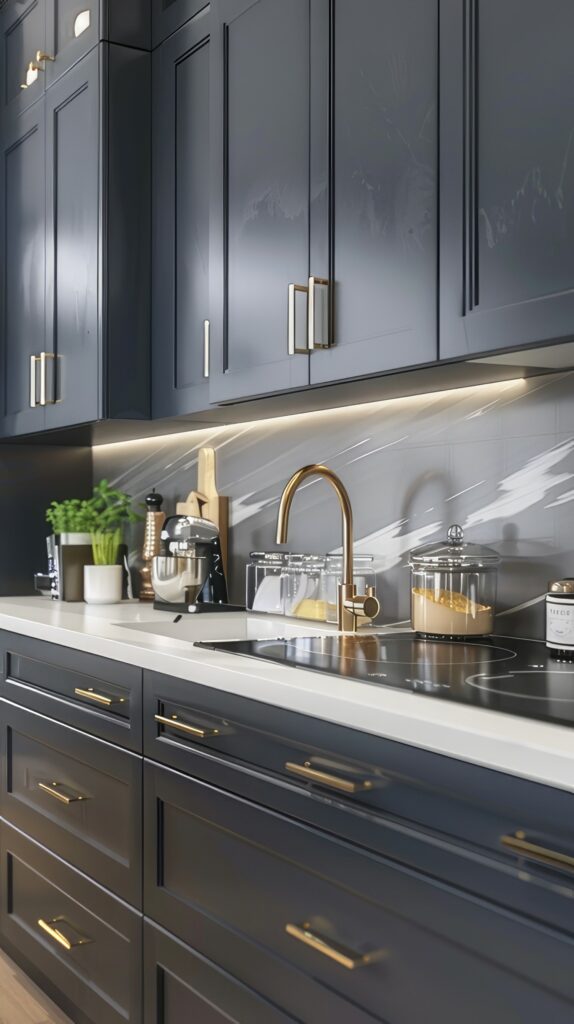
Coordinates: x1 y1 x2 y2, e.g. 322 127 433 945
115 612 335 646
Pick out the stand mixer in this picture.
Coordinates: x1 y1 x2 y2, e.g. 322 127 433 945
151 515 231 611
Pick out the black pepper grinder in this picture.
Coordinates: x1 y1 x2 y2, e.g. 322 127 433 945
139 489 165 602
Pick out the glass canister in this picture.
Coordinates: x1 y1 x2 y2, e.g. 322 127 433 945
323 554 376 625
409 525 500 638
284 554 327 620
246 552 288 614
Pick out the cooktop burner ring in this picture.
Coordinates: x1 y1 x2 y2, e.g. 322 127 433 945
274 636 518 667
466 669 574 702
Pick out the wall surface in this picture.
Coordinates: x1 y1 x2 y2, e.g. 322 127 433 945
94 372 574 638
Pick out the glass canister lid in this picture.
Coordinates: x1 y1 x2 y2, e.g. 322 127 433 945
410 524 500 569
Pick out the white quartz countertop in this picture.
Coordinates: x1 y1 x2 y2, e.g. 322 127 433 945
0 596 572 794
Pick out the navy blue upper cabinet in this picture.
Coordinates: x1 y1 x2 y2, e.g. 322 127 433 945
0 41 151 437
440 0 574 359
152 9 211 418
308 0 438 387
0 0 46 119
208 0 438 404
151 0 208 47
1 1 150 123
208 0 311 403
0 102 47 436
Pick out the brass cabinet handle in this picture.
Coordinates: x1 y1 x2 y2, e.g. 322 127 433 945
39 351 56 406
307 275 330 350
38 917 91 951
288 283 309 354
154 713 219 739
30 355 39 407
21 61 40 89
284 761 373 794
203 319 210 378
285 923 373 970
38 781 87 805
501 832 574 874
74 687 126 707
35 50 55 64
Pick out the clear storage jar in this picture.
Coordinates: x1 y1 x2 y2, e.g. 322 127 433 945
323 554 376 625
409 525 499 638
246 552 288 614
284 555 327 620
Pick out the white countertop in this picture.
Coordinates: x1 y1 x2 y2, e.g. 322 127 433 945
0 596 572 794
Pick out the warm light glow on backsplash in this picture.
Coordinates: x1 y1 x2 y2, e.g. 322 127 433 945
92 378 526 450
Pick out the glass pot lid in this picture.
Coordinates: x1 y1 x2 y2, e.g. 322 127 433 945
410 524 500 570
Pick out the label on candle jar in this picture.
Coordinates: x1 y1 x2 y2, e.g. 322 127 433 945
546 596 574 650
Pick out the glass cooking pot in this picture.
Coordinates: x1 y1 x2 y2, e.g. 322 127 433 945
409 524 500 638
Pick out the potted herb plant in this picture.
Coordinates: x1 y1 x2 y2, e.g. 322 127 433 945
83 480 142 605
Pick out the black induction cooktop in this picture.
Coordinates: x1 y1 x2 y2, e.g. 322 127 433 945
195 633 574 729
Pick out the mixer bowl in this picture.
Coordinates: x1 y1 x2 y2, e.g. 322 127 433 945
152 555 207 604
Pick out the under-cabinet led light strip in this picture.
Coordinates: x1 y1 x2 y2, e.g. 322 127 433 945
92 377 526 450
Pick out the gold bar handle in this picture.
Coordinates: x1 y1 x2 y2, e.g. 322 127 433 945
501 832 574 874
288 283 309 355
30 355 39 407
307 275 330 350
35 50 55 64
38 781 87 805
39 351 57 406
74 687 126 707
155 713 220 739
285 923 373 970
203 319 210 378
284 761 372 794
38 917 91 951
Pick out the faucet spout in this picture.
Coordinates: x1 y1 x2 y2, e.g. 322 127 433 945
276 464 379 631
275 464 354 586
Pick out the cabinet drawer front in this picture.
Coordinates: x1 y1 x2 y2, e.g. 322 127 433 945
0 823 142 1024
0 700 142 906
144 920 297 1024
0 631 142 750
144 670 574 925
144 763 574 1024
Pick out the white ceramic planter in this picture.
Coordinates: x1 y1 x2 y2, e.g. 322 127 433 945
84 564 123 605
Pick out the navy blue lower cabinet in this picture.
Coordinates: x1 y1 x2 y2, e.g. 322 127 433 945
144 670 574 936
143 919 298 1024
143 760 574 1024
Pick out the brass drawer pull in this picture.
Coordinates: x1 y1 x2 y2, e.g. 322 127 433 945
154 713 220 739
284 761 373 794
285 923 373 970
38 917 91 951
38 781 87 805
74 687 126 707
501 832 574 874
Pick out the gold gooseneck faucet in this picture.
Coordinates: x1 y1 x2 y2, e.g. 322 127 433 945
276 464 380 632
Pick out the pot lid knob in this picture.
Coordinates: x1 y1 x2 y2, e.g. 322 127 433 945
447 524 464 547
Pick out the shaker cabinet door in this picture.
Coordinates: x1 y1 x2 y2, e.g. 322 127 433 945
44 46 100 428
152 9 210 418
209 0 311 402
0 102 47 436
440 0 574 358
0 0 46 119
309 0 438 386
45 0 99 88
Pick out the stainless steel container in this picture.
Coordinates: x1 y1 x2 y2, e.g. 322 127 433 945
409 525 500 638
151 555 207 605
